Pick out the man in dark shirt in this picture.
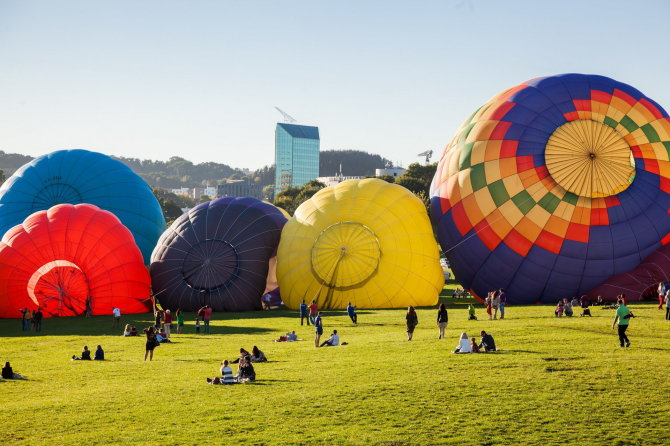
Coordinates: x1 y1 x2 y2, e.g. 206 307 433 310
33 308 43 332
479 330 497 352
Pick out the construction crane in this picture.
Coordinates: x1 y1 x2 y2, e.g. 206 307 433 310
274 107 297 124
417 150 433 164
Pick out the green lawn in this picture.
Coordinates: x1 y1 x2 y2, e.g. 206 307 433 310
1 296 669 445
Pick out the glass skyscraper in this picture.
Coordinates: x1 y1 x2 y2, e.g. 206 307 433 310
274 123 320 194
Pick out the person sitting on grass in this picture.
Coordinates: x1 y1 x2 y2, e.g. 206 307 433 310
156 330 170 344
207 360 236 385
72 346 91 360
232 348 251 364
564 298 574 317
555 300 564 317
236 356 256 383
250 346 267 363
468 304 477 320
453 332 472 353
580 295 592 317
470 337 481 353
478 331 497 352
94 345 105 360
130 326 138 336
123 324 133 337
2 362 24 379
319 330 340 347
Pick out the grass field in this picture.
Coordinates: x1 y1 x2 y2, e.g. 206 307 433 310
1 294 669 445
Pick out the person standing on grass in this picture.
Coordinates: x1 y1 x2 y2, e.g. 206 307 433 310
308 300 318 325
612 298 633 348
314 311 324 347
658 281 665 310
498 289 507 319
300 299 310 326
176 309 184 334
485 292 493 320
406 306 418 341
154 308 163 330
437 303 448 339
163 309 173 338
112 307 121 328
347 302 358 324
144 326 157 361
200 305 213 334
665 289 670 321
19 308 30 331
491 291 500 320
33 308 43 332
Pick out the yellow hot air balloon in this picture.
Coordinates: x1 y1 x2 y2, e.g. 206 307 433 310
277 178 444 309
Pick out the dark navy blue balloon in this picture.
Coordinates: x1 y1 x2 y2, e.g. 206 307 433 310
0 149 166 263
150 197 287 312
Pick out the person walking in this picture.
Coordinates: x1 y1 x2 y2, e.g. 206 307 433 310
314 311 324 347
406 306 418 341
299 300 310 326
308 300 318 325
437 303 448 339
612 297 633 347
347 302 358 324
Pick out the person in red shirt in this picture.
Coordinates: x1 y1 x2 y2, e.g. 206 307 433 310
163 310 173 338
198 305 213 334
308 300 318 325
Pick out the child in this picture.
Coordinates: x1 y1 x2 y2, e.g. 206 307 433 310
468 304 477 320
555 301 564 317
470 337 481 353
195 317 201 334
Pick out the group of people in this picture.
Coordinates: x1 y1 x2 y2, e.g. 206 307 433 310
657 281 670 320
554 295 592 317
453 331 497 353
207 346 268 384
72 345 105 360
19 307 43 332
484 289 506 320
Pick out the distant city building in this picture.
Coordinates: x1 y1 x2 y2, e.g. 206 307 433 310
217 179 262 200
316 175 365 187
375 167 405 178
274 123 320 194
170 187 192 196
169 187 217 200
203 186 217 198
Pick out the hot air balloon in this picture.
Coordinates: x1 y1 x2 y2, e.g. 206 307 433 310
0 204 152 318
277 178 444 309
0 149 166 263
150 197 287 312
430 73 670 303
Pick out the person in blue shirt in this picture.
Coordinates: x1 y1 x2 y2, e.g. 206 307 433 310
300 299 310 326
94 345 105 360
314 312 323 347
346 302 357 324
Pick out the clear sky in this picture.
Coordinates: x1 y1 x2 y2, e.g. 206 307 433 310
0 0 668 171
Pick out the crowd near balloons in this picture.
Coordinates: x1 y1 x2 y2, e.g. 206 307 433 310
2 73 670 382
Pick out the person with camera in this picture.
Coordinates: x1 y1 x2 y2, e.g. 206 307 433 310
612 297 634 347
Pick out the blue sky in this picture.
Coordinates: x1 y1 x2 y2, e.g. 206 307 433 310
0 0 668 171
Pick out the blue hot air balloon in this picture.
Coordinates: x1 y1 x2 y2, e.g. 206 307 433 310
150 197 287 312
0 149 166 263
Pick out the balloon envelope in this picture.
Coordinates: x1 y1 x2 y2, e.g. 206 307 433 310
277 178 443 309
150 197 287 311
0 149 166 263
430 73 670 303
0 204 152 318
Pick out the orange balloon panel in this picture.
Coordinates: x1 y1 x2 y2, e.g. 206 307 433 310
0 204 151 318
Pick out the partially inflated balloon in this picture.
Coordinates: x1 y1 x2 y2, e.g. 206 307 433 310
150 197 287 311
430 73 670 303
0 204 151 318
0 149 166 263
277 178 443 309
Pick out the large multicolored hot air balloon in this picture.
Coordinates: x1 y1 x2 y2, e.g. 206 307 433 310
150 197 287 312
277 178 444 309
0 204 152 318
430 73 670 303
0 149 166 263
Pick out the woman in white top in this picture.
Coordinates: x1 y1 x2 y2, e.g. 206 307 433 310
454 332 472 353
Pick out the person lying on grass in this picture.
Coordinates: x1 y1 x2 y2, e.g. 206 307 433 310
478 331 497 352
72 346 91 360
453 332 472 353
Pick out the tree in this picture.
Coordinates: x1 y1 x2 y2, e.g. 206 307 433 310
393 162 437 215
274 181 326 215
152 187 195 223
